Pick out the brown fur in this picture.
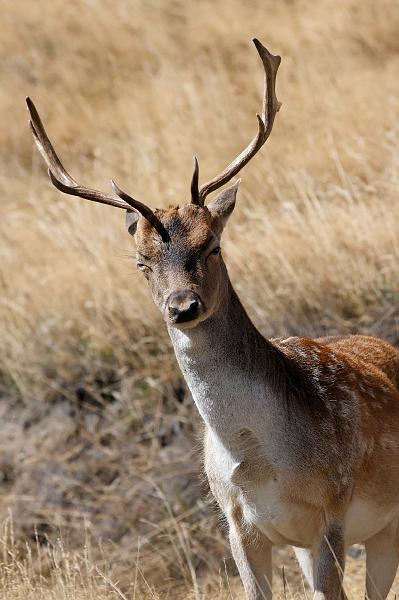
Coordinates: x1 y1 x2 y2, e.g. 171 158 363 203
136 205 212 257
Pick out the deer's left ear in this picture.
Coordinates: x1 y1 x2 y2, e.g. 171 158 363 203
207 180 240 235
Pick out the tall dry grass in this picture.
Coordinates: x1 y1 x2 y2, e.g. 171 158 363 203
2 0 399 597
0 515 384 600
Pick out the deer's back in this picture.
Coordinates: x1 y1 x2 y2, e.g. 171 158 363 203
316 334 399 390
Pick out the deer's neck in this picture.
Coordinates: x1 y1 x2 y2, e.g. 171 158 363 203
168 273 285 443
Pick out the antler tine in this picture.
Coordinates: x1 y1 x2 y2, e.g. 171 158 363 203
190 156 201 206
198 39 281 203
26 97 139 211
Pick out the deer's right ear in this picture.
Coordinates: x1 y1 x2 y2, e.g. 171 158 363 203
207 180 240 235
125 210 139 236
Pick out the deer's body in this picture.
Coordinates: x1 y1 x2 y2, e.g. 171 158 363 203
171 278 399 598
28 38 399 599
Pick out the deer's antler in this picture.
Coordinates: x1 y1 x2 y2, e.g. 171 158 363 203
191 39 281 206
26 97 169 240
27 38 281 222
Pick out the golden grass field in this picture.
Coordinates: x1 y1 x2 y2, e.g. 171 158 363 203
2 0 399 597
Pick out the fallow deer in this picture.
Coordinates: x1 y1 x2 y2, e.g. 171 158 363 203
27 39 399 600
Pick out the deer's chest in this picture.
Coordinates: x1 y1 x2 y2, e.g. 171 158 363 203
204 427 321 547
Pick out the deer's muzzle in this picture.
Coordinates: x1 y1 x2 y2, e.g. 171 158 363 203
167 290 202 325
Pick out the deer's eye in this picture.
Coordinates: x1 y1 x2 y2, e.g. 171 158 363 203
207 246 221 259
137 263 152 276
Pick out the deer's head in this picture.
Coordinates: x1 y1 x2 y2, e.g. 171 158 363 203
27 39 280 330
124 181 239 328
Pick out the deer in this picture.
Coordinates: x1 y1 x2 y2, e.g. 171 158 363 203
26 38 399 600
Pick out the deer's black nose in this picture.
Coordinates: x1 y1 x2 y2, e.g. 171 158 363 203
167 290 202 324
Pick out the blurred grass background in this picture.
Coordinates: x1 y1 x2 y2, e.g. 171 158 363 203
2 0 399 597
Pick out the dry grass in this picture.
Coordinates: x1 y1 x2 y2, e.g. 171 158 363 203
1 518 398 599
2 0 399 597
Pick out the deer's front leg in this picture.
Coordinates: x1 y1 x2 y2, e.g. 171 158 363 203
228 506 273 600
313 521 346 600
